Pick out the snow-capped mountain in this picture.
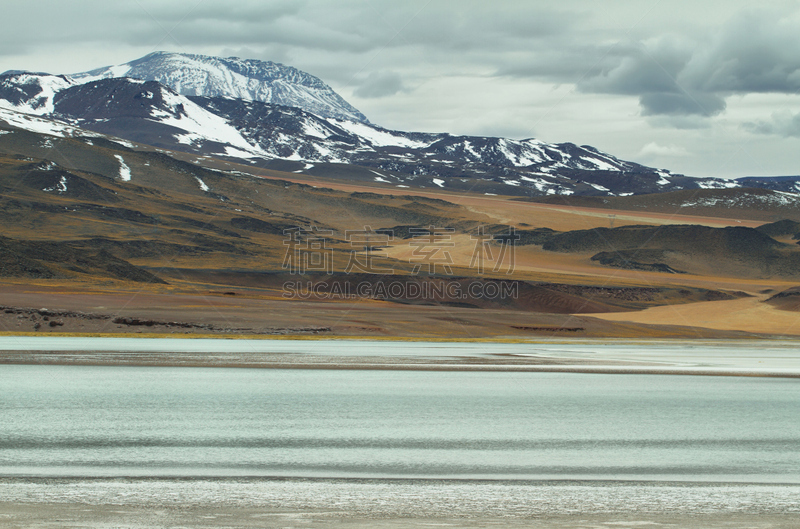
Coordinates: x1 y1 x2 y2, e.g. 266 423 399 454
71 52 368 124
1 64 796 198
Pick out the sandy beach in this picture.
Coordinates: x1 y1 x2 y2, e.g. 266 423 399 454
2 502 798 528
2 478 800 528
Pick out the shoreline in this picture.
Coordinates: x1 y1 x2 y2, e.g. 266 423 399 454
2 477 799 528
1 330 799 342
3 336 800 377
3 332 800 343
2 355 800 378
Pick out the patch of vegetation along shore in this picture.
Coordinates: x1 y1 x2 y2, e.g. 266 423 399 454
0 332 777 343
591 250 686 274
0 305 331 335
182 270 745 313
0 237 166 283
0 331 535 341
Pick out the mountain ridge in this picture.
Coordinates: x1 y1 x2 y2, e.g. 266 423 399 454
2 53 800 197
0 74 684 196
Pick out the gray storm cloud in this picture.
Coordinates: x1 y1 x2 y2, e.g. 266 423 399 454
7 2 800 121
500 9 800 120
575 36 728 117
744 110 800 138
354 72 406 99
2 0 800 179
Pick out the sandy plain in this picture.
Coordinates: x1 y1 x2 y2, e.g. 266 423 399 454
592 293 800 335
0 280 781 340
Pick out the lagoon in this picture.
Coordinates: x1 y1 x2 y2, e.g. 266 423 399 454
2 341 800 525
2 365 799 482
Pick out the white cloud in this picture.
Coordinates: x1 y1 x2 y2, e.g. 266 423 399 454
638 142 690 158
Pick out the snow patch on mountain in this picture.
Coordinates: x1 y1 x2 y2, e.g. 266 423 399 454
680 191 800 208
696 179 740 189
331 119 430 148
225 146 262 159
114 155 131 181
0 106 98 138
42 175 68 193
194 176 209 192
155 88 260 153
0 73 76 115
588 182 610 192
580 156 619 171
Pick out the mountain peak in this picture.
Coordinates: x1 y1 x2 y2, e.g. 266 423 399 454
72 51 369 123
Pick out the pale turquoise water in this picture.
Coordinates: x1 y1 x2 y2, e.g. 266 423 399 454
1 365 798 482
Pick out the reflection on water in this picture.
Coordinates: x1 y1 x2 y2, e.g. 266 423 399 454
1 365 799 482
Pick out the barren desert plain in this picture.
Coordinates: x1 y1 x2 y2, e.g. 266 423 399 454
3 157 800 342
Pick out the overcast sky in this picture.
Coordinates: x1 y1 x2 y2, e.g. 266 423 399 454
4 0 800 178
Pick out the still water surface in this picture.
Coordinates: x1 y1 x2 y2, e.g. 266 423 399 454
1 365 798 482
